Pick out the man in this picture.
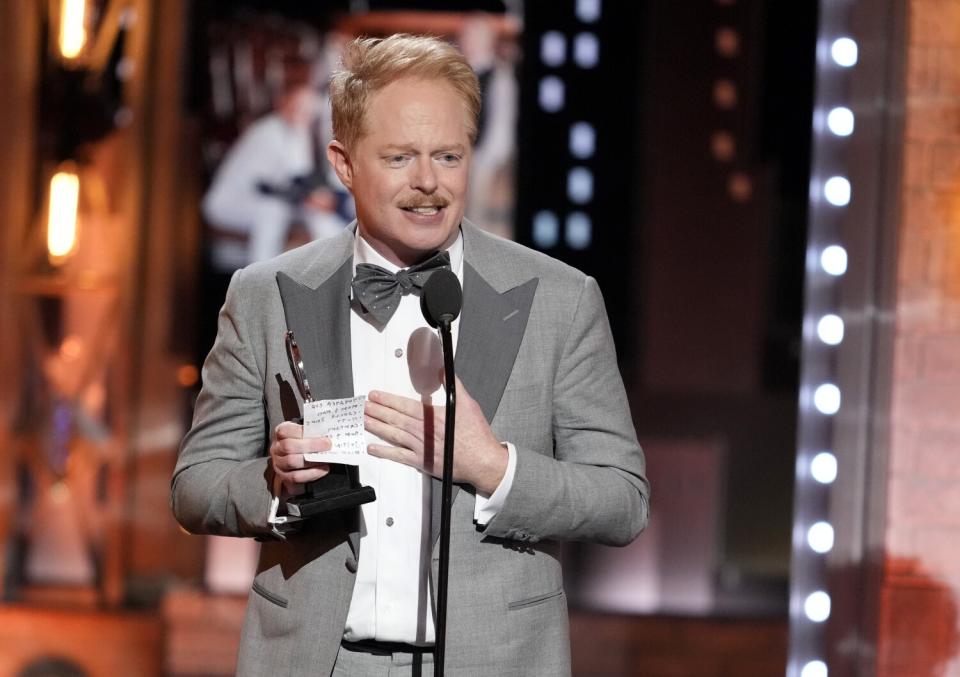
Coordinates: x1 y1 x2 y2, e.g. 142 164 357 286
173 34 649 677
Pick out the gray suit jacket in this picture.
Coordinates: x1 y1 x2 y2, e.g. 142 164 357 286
172 222 649 676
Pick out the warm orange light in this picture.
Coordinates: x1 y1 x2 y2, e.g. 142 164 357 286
60 334 84 360
59 0 87 59
177 364 200 388
47 168 80 261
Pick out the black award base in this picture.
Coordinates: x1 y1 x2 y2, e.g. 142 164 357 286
285 463 376 518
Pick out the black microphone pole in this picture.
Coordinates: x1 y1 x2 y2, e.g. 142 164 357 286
420 269 462 677
435 314 455 677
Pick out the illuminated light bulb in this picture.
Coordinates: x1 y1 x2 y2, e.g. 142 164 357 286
533 211 560 248
59 0 87 59
817 314 844 345
810 452 838 484
728 172 753 202
713 79 738 109
715 28 740 57
804 591 831 622
831 38 858 67
60 335 84 360
539 76 565 112
574 32 600 68
824 176 851 206
177 364 200 388
801 660 828 677
566 212 592 250
807 522 835 553
568 167 594 204
541 31 566 67
570 122 596 159
576 0 601 23
814 384 841 415
47 168 80 260
820 245 848 276
827 107 855 136
711 131 736 162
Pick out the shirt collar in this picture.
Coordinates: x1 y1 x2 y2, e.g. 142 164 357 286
353 227 464 280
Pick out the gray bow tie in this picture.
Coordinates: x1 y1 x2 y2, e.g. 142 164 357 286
351 250 451 324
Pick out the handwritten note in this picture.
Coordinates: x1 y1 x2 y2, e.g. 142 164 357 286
303 396 367 465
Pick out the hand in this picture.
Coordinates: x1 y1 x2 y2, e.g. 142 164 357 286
270 421 332 498
364 377 508 495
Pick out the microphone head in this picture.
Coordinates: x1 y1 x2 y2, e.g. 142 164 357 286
421 269 462 328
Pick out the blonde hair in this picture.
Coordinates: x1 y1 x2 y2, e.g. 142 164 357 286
329 34 482 149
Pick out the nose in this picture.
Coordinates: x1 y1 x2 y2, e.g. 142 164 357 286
410 156 438 193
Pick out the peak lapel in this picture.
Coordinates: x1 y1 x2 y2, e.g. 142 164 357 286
276 260 361 556
276 261 354 401
430 261 539 548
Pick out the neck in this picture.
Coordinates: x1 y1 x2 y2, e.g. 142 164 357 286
357 225 457 268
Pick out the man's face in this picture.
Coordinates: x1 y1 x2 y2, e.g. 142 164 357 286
327 77 472 267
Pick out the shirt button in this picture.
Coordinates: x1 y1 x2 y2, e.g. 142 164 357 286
394 348 404 358
386 517 395 527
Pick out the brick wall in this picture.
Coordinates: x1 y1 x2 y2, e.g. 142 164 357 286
880 1 960 674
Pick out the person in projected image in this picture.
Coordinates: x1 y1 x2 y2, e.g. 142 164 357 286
173 34 648 677
202 62 347 269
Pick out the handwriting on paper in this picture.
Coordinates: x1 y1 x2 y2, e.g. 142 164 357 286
303 396 367 465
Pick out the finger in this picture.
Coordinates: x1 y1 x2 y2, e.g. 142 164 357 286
365 400 435 441
305 436 333 453
365 415 425 452
279 465 330 485
273 436 332 457
368 390 428 419
368 444 421 468
274 452 304 472
274 452 330 472
275 421 304 440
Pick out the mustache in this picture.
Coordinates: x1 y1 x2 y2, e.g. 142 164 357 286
398 196 449 209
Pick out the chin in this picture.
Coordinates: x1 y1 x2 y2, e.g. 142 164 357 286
404 220 460 248
401 233 454 258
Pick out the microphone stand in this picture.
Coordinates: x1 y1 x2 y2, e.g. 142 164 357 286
420 267 461 677
434 315 455 677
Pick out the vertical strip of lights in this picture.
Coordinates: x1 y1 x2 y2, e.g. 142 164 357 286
787 2 860 677
532 0 601 252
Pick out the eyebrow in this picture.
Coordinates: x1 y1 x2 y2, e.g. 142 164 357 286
380 143 467 154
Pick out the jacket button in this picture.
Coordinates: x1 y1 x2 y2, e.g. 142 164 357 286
345 557 358 573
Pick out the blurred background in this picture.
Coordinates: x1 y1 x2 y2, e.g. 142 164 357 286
0 0 958 675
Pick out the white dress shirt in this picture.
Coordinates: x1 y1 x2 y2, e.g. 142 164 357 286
342 231 517 645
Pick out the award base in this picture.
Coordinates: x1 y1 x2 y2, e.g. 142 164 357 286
286 463 376 518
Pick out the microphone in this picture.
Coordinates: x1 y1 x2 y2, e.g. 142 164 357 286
419 266 460 677
420 269 462 328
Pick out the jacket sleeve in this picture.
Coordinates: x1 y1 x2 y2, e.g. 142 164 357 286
481 275 650 546
170 267 275 538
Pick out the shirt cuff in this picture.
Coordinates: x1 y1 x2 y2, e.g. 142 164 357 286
473 442 517 526
267 474 302 539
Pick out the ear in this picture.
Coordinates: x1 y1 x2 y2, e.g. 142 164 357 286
326 140 354 190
